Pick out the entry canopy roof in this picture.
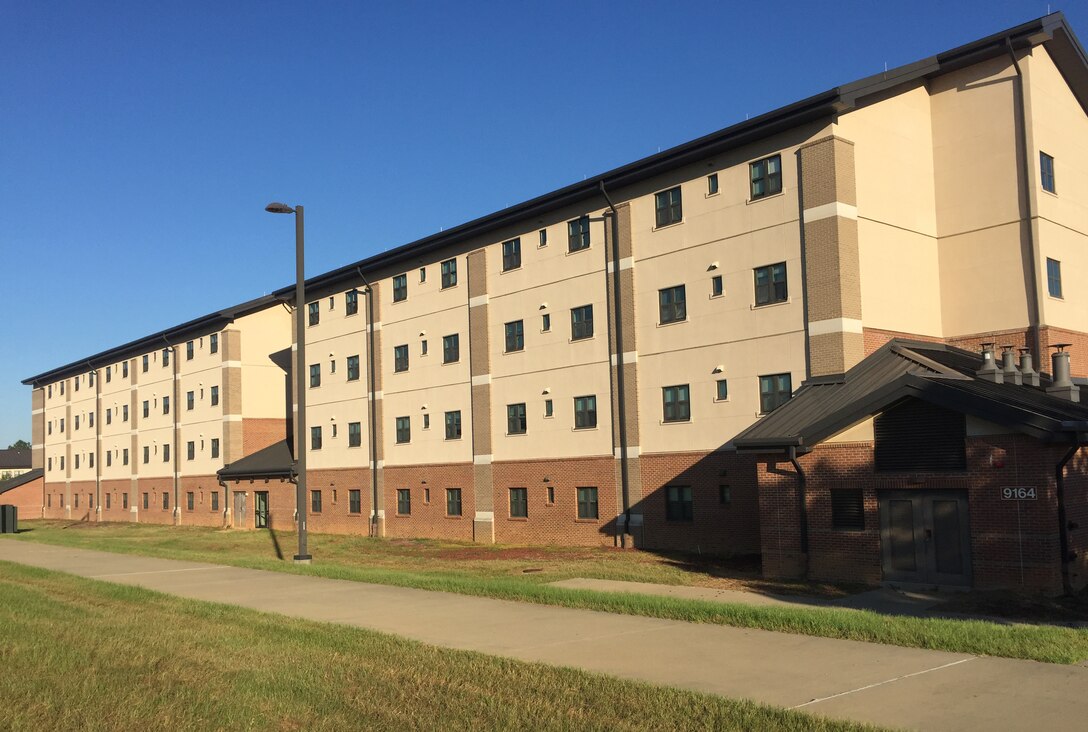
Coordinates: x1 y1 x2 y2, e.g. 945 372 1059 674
733 340 1088 452
217 440 294 481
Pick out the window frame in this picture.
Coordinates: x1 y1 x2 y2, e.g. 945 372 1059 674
577 486 599 520
573 395 597 430
509 487 528 518
311 489 322 514
345 289 359 316
507 403 527 435
571 304 593 340
504 320 525 353
442 334 460 363
394 344 409 373
754 262 788 306
831 488 865 531
349 489 362 514
1047 257 1063 298
654 186 683 228
397 488 411 516
392 273 408 302
446 488 462 517
658 285 687 324
310 425 322 450
1040 151 1056 194
567 215 590 252
715 379 729 401
440 258 458 288
348 421 362 447
749 154 783 200
665 485 693 522
502 237 522 271
444 410 462 440
308 301 320 326
310 363 321 388
759 373 793 414
347 355 360 380
662 384 691 423
395 416 411 444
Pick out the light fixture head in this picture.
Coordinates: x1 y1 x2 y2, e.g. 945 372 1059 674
707 262 719 271
265 202 295 214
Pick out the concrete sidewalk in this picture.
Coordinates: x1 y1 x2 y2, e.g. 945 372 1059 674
2 540 1085 731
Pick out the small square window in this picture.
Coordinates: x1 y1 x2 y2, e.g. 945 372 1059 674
831 489 864 530
1040 151 1056 194
654 186 683 227
567 216 590 252
659 285 686 324
507 403 527 435
1047 258 1063 298
754 262 788 306
711 275 724 297
393 273 408 302
443 334 459 363
750 154 782 199
716 379 729 401
446 488 462 517
441 258 458 288
707 173 719 195
502 238 521 271
397 488 411 515
509 487 528 518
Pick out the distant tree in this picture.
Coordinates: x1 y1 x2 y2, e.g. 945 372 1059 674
8 440 30 450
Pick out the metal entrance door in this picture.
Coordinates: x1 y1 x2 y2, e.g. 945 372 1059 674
254 491 269 529
879 491 971 587
233 492 246 529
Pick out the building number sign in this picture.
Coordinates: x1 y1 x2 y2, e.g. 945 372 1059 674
1001 486 1037 501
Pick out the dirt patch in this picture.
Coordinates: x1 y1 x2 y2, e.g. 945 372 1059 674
433 547 598 562
940 589 1088 624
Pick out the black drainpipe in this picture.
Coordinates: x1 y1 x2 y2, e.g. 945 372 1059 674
1055 439 1083 596
356 267 381 538
598 181 631 547
788 446 808 556
88 361 101 521
1006 38 1045 367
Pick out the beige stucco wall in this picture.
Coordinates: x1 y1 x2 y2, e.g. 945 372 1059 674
238 306 292 420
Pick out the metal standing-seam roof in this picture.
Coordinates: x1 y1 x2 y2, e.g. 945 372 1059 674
216 441 294 481
0 468 43 496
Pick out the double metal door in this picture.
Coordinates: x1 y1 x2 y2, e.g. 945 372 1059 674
879 490 971 587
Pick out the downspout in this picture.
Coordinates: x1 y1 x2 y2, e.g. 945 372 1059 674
1055 439 1083 596
162 335 180 524
218 476 230 528
1006 38 1044 367
356 267 380 538
788 446 808 557
599 181 631 547
89 361 101 522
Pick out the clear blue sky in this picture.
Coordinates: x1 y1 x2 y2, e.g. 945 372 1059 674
1 1 1081 446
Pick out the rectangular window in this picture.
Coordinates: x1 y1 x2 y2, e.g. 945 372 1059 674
707 173 719 195
123 449 129 465
711 275 723 297
106 365 111 383
419 267 426 283
574 395 597 429
345 289 359 315
89 412 94 427
143 492 148 509
504 320 524 352
1047 258 1063 298
507 403 527 435
397 488 411 515
716 379 729 401
143 446 149 464
210 333 219 354
186 340 194 360
541 313 551 332
441 258 457 288
163 443 171 462
662 384 691 422
60 417 65 432
163 348 171 367
445 410 462 440
442 334 459 363
163 396 170 415
75 415 80 430
210 492 218 511
394 345 409 372
654 186 683 227
754 262 788 306
74 494 78 508
347 355 360 380
571 305 593 340
311 426 322 450
831 489 865 530
211 386 219 406
567 215 590 252
349 489 361 514
502 238 521 271
1040 151 1056 193
75 454 79 469
187 391 195 410
106 452 111 467
659 285 686 324
89 453 94 468
666 485 693 521
538 229 548 247
509 487 528 518
423 413 430 430
121 492 128 510
310 363 321 387
577 487 599 520
162 493 170 510
750 154 782 199
187 492 194 511
142 354 149 372
123 361 129 377
759 373 793 413
720 485 731 503
123 405 129 422
311 490 322 513
420 340 428 357
544 398 553 418
187 441 195 460
393 273 408 302
348 422 361 447
308 301 320 326
396 416 411 444
446 488 462 517
211 438 220 459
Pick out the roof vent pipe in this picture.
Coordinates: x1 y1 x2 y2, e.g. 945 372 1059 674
1001 345 1023 385
976 343 1004 383
1046 345 1080 402
1019 348 1040 387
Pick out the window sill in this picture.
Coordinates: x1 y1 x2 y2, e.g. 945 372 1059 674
574 518 600 523
747 191 785 206
1041 188 1059 199
565 246 592 257
444 515 463 520
652 220 684 233
505 432 528 438
503 349 525 356
507 517 528 522
709 293 725 300
750 298 791 310
500 265 522 275
713 398 730 404
440 283 460 292
445 436 463 441
660 419 692 426
569 336 595 344
394 513 411 518
1048 294 1064 301
705 191 720 199
572 426 598 432
656 318 687 329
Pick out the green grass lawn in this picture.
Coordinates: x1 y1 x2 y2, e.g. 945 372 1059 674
0 561 877 732
8 520 1088 664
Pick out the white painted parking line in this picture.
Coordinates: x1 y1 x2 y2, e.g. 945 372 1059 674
791 657 976 709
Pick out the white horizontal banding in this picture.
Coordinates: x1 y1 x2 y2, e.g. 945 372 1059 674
32 443 42 449
370 509 385 519
368 321 382 332
474 511 494 521
471 374 491 386
803 201 857 223
224 415 242 422
610 352 638 366
32 408 44 415
222 360 242 368
372 390 383 400
375 460 384 469
469 294 489 308
808 317 864 336
614 446 640 458
605 257 634 274
473 454 492 465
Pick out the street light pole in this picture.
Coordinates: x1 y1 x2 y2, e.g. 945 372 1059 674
266 201 311 563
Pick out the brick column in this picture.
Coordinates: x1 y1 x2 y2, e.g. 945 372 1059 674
798 135 863 377
221 328 244 466
31 388 44 470
604 203 644 545
129 360 140 521
64 386 71 518
369 280 386 537
467 249 495 543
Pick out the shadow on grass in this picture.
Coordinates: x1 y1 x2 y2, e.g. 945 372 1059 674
268 529 284 561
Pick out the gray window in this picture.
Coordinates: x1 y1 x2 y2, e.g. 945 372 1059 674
396 416 411 444
394 345 409 372
659 285 686 323
142 354 149 372
143 446 150 464
347 355 360 380
711 275 723 297
349 489 361 514
662 384 690 422
541 313 550 332
445 410 462 440
443 334 459 363
186 341 194 360
1041 151 1056 193
346 289 359 315
123 361 129 377
754 262 787 306
106 411 113 426
397 488 411 515
831 489 864 530
538 229 547 247
210 492 217 511
163 348 171 367
574 395 597 429
308 301 320 326
123 405 128 422
420 340 428 357
716 379 729 401
348 422 361 447
106 452 111 467
505 320 524 352
577 487 598 520
666 485 693 521
1047 258 1062 298
310 426 322 450
143 492 148 509
567 215 590 252
187 492 194 511
419 267 426 283
447 488 462 517
507 403 527 435
502 237 521 271
211 438 219 459
311 490 322 513
186 441 195 460
106 493 110 510
571 305 593 340
544 399 553 417
163 493 171 510
441 258 457 288
707 173 719 195
393 273 408 302
211 386 219 406
423 413 430 430
655 186 682 227
163 443 170 462
163 396 170 415
509 487 528 518
89 412 94 427
759 373 793 413
106 365 111 383
210 333 219 354
310 363 321 387
123 449 128 465
187 391 194 410
750 154 782 199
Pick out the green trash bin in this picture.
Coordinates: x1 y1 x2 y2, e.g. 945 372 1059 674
0 505 15 534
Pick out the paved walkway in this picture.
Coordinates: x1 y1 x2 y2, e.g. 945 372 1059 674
2 540 1086 731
